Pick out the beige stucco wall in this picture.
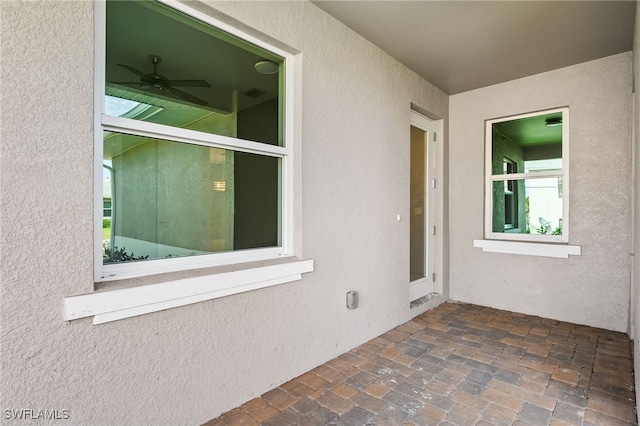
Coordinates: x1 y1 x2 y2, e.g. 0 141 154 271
0 1 448 424
632 0 640 419
450 52 633 333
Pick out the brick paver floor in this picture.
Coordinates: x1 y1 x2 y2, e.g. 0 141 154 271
203 302 637 425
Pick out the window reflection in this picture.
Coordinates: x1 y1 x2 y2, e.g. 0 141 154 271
490 110 565 236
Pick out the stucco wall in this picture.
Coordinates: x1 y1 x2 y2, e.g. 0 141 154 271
0 1 448 424
449 52 632 332
632 0 640 418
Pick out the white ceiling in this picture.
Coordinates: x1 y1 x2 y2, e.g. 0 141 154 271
312 1 636 94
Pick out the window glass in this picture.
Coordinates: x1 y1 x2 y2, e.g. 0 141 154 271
524 158 562 173
105 96 141 117
103 200 112 218
410 125 426 282
502 159 518 229
491 179 563 235
103 132 280 264
492 111 562 175
99 0 291 279
105 0 283 146
486 108 567 241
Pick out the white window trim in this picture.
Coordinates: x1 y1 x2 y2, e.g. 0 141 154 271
94 0 297 282
484 107 570 244
66 259 313 324
71 1 312 324
473 239 581 258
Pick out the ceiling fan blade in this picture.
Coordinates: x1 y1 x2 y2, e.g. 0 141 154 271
166 79 211 88
168 87 208 106
117 64 147 78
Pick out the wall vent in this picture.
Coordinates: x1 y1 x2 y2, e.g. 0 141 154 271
243 88 265 98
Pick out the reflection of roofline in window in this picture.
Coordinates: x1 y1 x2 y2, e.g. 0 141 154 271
524 158 563 173
104 96 139 116
105 95 162 120
120 103 159 120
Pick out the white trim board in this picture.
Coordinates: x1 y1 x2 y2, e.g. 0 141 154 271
473 240 581 258
65 259 313 324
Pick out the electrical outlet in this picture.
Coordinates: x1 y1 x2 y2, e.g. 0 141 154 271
346 291 359 309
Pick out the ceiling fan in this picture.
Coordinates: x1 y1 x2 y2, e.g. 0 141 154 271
114 55 211 106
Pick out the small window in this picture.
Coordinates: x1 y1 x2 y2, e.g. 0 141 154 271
485 108 569 242
96 0 294 281
502 157 518 230
103 200 112 218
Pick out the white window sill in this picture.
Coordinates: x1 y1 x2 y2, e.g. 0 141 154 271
473 240 581 258
65 258 313 325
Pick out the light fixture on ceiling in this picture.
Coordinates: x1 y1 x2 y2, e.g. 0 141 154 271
545 117 562 127
254 60 279 75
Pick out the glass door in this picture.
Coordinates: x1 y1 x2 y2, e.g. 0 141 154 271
410 111 435 301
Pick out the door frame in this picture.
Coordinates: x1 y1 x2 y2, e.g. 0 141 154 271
409 110 443 301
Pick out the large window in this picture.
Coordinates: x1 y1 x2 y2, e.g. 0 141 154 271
485 108 569 243
96 0 294 281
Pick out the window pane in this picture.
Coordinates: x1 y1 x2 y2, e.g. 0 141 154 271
103 131 280 264
410 125 426 282
492 111 563 175
103 199 112 217
105 0 283 146
524 158 562 173
492 178 563 235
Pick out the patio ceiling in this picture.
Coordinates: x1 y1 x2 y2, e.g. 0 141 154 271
312 1 636 94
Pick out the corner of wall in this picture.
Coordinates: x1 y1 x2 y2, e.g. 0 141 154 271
631 2 640 424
